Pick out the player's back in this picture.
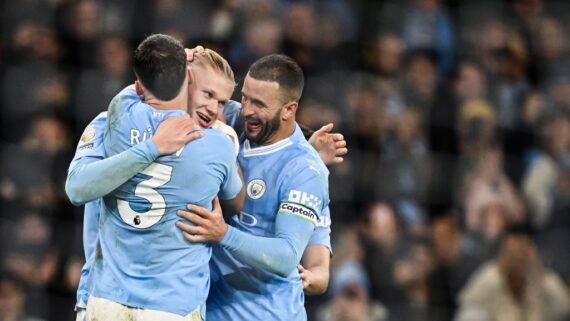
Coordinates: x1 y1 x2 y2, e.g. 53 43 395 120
92 86 241 316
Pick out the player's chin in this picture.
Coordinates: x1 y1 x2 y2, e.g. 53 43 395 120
245 130 258 141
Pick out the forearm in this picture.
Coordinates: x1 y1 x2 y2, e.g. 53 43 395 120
220 163 245 216
220 216 313 277
304 265 329 295
66 140 159 205
220 226 301 277
302 244 331 295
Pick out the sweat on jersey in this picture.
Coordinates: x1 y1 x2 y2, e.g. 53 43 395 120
89 86 242 316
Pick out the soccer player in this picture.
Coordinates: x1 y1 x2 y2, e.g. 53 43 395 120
176 54 331 321
67 47 241 321
87 34 243 320
68 114 201 321
67 46 341 320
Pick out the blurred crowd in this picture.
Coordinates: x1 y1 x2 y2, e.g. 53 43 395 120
0 0 569 321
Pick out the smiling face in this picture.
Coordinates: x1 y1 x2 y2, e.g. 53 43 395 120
187 64 235 128
240 73 289 145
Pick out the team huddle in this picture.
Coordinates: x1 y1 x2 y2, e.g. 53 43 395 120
65 34 346 321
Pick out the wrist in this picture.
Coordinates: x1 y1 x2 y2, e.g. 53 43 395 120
217 221 228 242
144 138 161 159
220 224 235 247
151 136 166 155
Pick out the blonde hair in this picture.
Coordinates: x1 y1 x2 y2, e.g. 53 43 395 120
191 48 236 85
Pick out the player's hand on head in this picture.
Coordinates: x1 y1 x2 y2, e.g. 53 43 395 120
185 46 206 63
152 115 203 155
309 123 348 165
176 197 228 243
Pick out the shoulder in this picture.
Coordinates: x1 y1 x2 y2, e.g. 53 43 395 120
223 100 242 118
107 85 142 127
78 112 107 146
459 262 501 303
199 129 235 156
285 141 329 178
89 111 108 128
211 120 239 156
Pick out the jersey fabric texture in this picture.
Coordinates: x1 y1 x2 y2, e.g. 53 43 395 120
68 112 107 309
207 121 330 321
224 101 332 251
91 86 241 316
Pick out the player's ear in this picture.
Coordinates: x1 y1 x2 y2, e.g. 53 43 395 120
187 67 194 85
282 102 298 121
135 80 144 96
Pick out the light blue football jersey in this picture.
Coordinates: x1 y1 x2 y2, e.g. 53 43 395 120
224 101 332 252
91 86 242 316
207 123 330 321
68 112 107 309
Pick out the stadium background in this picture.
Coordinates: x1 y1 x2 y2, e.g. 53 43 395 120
0 0 569 320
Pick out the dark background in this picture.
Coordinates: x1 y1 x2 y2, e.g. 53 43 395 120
0 0 569 320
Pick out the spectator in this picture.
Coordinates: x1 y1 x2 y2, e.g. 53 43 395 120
376 108 430 234
1 24 66 142
283 2 317 71
462 146 526 232
534 18 568 83
317 228 389 321
401 0 455 75
457 226 570 321
523 108 570 229
72 34 132 130
428 214 483 321
359 203 407 310
1 212 58 320
228 17 283 79
0 271 46 321
389 238 435 321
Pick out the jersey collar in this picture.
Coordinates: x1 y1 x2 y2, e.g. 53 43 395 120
243 137 293 157
242 124 305 157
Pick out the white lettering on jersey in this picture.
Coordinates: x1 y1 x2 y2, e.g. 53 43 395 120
278 202 317 224
287 190 322 210
130 128 154 145
239 211 258 227
130 129 140 145
316 215 331 228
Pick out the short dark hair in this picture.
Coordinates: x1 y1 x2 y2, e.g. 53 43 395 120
248 54 304 102
133 34 186 101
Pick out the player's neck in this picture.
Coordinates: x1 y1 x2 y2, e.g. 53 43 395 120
261 120 295 146
145 92 188 112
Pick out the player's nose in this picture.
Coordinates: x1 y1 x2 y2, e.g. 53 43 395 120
206 101 217 116
241 99 254 117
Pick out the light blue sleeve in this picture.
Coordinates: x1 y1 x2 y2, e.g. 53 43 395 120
308 206 332 254
216 133 242 200
220 164 328 277
106 85 139 131
220 214 314 277
65 112 160 206
223 100 244 137
68 113 108 170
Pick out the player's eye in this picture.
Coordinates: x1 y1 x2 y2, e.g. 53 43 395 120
253 100 265 108
204 91 213 98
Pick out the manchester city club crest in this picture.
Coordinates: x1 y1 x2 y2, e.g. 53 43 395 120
247 179 266 200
